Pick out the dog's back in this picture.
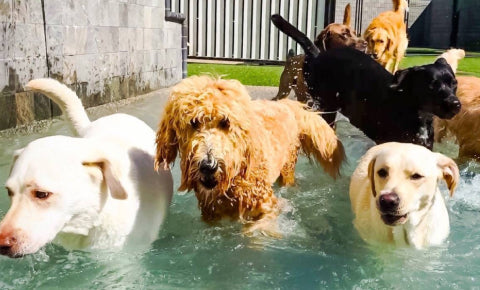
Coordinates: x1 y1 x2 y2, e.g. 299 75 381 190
26 79 155 154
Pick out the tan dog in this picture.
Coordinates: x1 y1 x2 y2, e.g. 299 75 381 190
433 49 480 160
364 0 409 73
350 142 459 249
155 75 345 235
273 4 367 102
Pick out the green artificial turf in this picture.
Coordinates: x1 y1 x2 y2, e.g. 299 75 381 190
188 53 480 87
187 63 284 86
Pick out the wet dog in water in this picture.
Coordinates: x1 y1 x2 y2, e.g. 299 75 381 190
350 142 459 248
273 4 367 103
155 75 344 236
0 79 173 257
271 14 461 149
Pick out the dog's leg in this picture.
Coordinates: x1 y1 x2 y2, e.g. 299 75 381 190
273 62 294 100
279 148 299 186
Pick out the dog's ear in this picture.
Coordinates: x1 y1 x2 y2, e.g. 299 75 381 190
389 69 410 91
386 35 392 51
155 117 178 171
436 153 459 196
368 157 377 197
82 147 128 200
343 3 351 27
315 30 328 52
8 148 24 175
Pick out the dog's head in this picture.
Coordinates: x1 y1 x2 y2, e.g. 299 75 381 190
155 76 261 203
0 136 128 258
368 143 458 226
389 58 461 119
314 4 367 53
364 27 391 61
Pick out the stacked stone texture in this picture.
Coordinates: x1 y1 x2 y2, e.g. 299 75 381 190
0 0 182 130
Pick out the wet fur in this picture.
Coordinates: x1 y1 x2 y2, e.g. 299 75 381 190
350 142 459 248
273 4 366 103
155 76 345 235
271 14 461 149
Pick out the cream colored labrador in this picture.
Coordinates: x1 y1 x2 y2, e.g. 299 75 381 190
0 79 173 258
350 142 459 249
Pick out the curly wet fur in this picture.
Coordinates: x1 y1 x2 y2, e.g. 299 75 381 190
155 76 345 232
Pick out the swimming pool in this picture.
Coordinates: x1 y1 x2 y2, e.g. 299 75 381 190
0 88 479 288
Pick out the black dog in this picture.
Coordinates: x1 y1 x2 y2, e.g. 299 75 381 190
271 14 461 149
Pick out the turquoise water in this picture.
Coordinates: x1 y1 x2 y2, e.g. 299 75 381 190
1 92 480 289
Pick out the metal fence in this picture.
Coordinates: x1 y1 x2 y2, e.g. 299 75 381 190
167 0 326 61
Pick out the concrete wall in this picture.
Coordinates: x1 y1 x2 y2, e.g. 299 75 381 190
0 0 183 131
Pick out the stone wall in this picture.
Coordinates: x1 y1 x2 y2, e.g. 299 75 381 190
0 0 183 131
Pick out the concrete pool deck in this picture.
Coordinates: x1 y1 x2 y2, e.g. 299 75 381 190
0 84 281 138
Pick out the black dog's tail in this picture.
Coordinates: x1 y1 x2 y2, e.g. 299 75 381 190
271 14 320 57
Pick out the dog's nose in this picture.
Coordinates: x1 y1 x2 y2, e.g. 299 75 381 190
372 53 378 59
0 235 17 256
379 192 400 212
452 99 461 110
199 157 218 175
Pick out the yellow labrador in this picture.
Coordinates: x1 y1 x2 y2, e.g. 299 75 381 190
0 79 173 257
350 142 459 249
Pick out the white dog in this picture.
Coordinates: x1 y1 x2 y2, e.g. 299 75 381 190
0 79 173 257
350 142 459 249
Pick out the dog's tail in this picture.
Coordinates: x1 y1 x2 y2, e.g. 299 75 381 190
271 14 320 57
26 78 90 136
437 48 465 74
282 99 345 179
393 0 409 13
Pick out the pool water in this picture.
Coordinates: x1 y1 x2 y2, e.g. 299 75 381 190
1 90 480 289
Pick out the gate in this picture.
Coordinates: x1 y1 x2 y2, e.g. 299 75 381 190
167 0 326 61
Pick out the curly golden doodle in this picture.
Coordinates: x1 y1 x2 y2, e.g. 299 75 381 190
155 76 345 235
434 49 480 160
364 0 409 73
273 4 366 102
350 142 459 249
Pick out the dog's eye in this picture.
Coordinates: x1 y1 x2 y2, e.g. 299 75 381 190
377 169 388 178
33 191 51 200
219 118 230 130
190 119 200 130
6 188 13 197
410 173 424 180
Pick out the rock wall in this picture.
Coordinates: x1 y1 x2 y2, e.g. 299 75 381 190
0 0 183 130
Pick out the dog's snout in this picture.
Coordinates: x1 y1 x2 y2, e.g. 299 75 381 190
0 235 17 256
452 99 461 110
379 192 400 212
199 156 218 175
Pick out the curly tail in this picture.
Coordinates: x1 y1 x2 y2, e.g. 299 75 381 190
26 78 90 136
281 99 345 178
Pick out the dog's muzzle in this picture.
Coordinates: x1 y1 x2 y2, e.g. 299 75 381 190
199 156 219 189
378 192 408 225
441 98 461 119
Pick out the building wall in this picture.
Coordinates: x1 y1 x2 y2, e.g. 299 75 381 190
0 0 183 131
